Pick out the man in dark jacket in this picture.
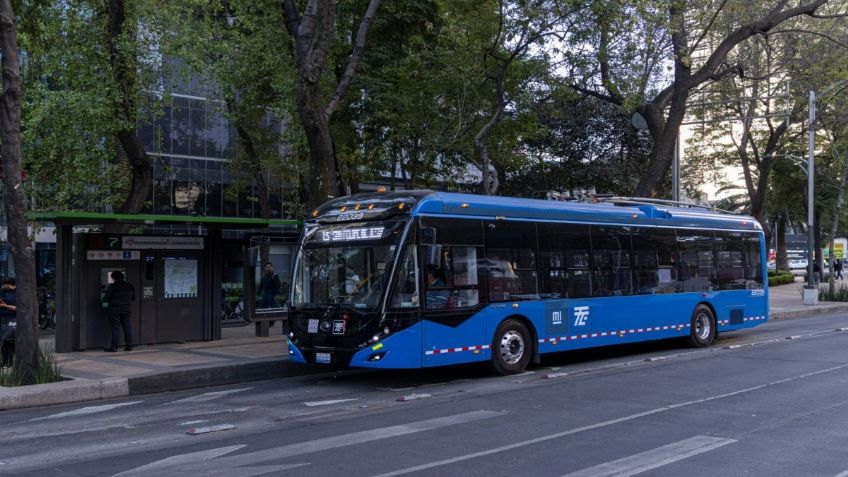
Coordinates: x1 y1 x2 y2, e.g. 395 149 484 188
257 262 282 309
104 270 135 352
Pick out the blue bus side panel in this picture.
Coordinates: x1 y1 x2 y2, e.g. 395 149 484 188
422 312 489 367
352 290 769 369
350 323 424 369
712 289 769 332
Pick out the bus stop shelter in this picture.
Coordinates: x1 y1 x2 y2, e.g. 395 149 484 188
31 212 300 352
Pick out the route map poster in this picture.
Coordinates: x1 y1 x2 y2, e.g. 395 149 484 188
164 258 198 299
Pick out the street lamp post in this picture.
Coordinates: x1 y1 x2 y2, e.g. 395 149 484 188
804 90 817 304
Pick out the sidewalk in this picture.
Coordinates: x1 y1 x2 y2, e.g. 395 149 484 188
0 325 323 411
769 277 848 320
3 280 848 411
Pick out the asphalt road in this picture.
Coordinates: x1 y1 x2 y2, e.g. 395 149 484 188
2 313 848 476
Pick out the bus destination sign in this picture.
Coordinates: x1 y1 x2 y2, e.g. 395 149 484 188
319 227 385 243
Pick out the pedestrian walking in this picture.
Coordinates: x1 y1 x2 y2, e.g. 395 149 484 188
835 258 843 280
103 270 135 352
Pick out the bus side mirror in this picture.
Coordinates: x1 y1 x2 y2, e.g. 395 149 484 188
420 227 436 245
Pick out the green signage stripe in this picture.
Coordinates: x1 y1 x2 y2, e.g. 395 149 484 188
29 211 301 227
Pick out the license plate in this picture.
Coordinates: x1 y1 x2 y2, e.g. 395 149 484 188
315 352 331 364
307 319 319 334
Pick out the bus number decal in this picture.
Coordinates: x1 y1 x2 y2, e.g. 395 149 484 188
337 212 364 221
750 289 765 297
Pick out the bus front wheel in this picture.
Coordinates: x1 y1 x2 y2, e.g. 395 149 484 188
688 305 716 348
491 319 533 375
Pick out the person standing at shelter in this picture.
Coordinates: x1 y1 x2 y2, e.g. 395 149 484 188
835 258 843 280
258 262 282 308
0 278 17 366
104 270 135 352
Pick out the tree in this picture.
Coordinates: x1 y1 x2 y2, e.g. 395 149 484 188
571 0 840 198
20 2 130 212
470 0 575 195
686 31 807 247
97 0 154 214
0 0 38 384
281 0 381 208
506 94 652 197
166 0 300 219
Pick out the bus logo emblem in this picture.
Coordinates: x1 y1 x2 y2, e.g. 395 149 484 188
551 311 562 326
573 306 589 326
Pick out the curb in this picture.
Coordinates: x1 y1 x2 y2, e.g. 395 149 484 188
126 359 326 395
0 377 128 411
770 304 848 321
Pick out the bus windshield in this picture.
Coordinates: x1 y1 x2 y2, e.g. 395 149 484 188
291 221 405 310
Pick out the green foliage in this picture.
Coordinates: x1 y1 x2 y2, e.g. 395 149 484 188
163 0 303 216
819 283 848 302
767 269 795 287
19 0 166 213
0 345 64 387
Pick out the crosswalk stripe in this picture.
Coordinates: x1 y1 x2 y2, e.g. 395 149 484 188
114 410 502 476
31 401 143 421
560 435 736 477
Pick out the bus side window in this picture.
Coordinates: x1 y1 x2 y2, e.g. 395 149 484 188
485 221 538 301
422 245 480 310
677 232 715 292
591 226 633 296
632 228 678 295
538 222 591 298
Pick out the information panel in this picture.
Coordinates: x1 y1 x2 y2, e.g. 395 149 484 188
164 258 198 298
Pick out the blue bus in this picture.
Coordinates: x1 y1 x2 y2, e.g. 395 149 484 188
287 191 767 374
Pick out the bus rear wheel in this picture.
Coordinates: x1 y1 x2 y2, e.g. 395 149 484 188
688 305 716 348
491 319 532 375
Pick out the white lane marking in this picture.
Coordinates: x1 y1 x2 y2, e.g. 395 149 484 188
397 394 431 402
117 410 501 476
373 363 848 477
186 424 236 435
560 435 736 477
178 420 208 426
303 398 359 407
170 388 252 404
114 443 310 477
31 401 143 421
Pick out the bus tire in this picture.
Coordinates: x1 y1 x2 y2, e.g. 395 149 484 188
688 304 716 348
491 319 533 375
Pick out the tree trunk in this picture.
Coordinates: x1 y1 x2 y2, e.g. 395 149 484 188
282 0 381 210
0 0 38 384
815 208 822 283
233 124 272 219
115 131 153 214
103 0 152 216
297 96 336 208
776 211 789 270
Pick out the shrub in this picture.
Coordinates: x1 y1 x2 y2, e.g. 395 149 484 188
820 283 848 302
0 344 64 387
768 269 795 287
